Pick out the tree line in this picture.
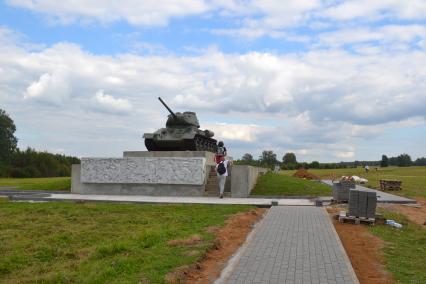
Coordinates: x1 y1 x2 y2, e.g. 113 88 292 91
234 150 426 170
380 154 426 167
0 109 80 178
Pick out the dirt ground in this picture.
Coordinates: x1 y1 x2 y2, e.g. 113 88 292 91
379 197 426 227
326 207 395 284
166 208 266 284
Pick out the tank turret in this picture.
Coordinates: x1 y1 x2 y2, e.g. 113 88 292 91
143 97 217 152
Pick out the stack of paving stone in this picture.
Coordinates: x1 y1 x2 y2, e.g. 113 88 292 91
332 178 356 202
348 189 377 219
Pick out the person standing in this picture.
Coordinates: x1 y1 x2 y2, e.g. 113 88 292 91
216 158 231 198
215 141 227 164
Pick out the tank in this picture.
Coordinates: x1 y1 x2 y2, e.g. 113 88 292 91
143 97 218 152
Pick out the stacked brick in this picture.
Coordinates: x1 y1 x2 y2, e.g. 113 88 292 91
348 190 377 219
332 178 356 202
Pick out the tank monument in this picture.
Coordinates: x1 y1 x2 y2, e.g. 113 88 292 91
71 98 267 197
144 97 217 152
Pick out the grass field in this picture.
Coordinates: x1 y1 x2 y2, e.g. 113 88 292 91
369 209 426 284
251 172 332 196
281 166 426 199
0 177 70 191
0 198 253 283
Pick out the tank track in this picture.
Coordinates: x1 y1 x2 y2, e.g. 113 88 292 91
192 134 217 152
144 135 217 152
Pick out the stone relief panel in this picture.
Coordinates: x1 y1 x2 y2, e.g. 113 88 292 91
81 157 205 185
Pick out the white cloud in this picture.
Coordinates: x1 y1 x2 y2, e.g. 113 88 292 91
92 90 133 114
23 72 71 104
205 123 270 142
6 0 321 30
209 0 321 38
6 1 426 44
7 0 209 26
335 151 355 159
318 25 426 48
321 0 426 21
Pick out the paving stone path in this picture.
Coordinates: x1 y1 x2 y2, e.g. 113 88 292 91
225 206 358 284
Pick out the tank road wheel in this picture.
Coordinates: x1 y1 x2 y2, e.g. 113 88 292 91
205 139 213 152
200 137 206 151
184 139 196 151
195 136 203 151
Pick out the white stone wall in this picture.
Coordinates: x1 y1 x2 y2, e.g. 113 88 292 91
81 157 206 185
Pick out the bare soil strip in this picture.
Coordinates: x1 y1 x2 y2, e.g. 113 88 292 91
166 208 266 284
327 207 395 284
379 197 426 227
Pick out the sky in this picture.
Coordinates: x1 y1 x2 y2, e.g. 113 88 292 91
0 0 425 162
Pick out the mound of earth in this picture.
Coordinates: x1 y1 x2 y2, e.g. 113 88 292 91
293 168 320 180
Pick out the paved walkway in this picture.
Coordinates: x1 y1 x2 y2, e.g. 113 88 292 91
322 180 416 204
7 193 315 206
223 206 358 284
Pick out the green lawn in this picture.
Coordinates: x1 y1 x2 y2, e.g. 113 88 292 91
251 172 332 197
369 209 426 284
281 166 426 199
0 199 253 283
0 177 70 191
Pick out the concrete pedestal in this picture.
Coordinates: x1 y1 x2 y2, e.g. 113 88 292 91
72 151 210 196
71 151 268 198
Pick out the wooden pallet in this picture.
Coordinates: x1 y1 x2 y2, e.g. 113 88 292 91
338 211 375 225
379 180 402 191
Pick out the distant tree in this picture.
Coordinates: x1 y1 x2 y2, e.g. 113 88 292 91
299 162 309 169
414 157 426 166
0 109 18 164
260 150 277 166
397 153 412 167
241 153 254 163
388 156 398 166
380 155 389 167
310 161 320 169
6 147 80 178
282 152 297 164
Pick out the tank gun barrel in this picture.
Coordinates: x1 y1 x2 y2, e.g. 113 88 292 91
158 97 177 118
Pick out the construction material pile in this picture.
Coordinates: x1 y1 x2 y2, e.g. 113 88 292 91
340 176 356 189
333 176 356 202
348 190 377 219
350 175 368 184
333 183 350 202
293 169 320 180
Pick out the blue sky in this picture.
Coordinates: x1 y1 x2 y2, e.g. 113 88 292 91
1 0 426 162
